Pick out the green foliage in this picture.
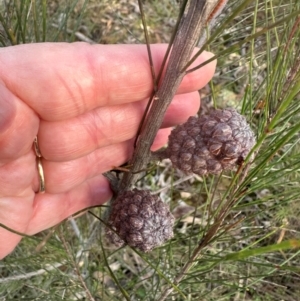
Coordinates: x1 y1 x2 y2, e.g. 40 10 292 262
0 0 89 45
1 0 300 300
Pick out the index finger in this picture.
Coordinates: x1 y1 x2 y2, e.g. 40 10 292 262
0 43 215 121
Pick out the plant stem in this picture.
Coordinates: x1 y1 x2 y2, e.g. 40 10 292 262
119 0 222 193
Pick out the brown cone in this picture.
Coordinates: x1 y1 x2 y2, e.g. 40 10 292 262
167 108 256 175
106 189 175 252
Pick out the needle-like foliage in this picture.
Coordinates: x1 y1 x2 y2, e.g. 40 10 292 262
1 1 300 300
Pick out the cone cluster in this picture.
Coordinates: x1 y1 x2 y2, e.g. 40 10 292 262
106 108 255 252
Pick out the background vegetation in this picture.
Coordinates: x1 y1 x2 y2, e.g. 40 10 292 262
0 0 300 300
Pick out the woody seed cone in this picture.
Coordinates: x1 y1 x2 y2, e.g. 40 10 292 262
106 189 175 252
166 108 256 175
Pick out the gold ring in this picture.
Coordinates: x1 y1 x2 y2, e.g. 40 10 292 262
37 157 45 193
34 136 45 193
33 136 42 157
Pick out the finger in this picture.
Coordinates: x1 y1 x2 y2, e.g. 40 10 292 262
0 151 37 197
38 91 200 161
0 151 37 258
0 43 216 121
0 83 39 162
0 193 35 259
40 127 171 193
26 175 112 234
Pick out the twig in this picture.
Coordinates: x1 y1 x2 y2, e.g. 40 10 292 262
156 129 256 300
0 262 64 284
69 217 82 241
119 0 224 193
157 163 251 301
138 0 158 92
59 230 96 301
153 174 195 194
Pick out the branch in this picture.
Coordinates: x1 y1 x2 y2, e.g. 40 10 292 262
119 0 224 193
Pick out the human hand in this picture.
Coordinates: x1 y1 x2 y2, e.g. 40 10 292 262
0 43 216 259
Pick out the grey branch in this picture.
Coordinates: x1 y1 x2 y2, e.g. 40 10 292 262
119 0 220 193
